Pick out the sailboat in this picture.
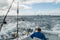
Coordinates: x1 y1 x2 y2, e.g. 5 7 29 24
0 0 33 40
0 0 60 40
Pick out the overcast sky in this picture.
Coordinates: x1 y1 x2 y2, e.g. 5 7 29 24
0 0 60 15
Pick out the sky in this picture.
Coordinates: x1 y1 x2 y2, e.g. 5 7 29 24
0 0 60 15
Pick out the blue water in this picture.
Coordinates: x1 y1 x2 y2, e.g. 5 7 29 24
0 15 60 40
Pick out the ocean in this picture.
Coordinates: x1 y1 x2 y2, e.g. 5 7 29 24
0 15 60 40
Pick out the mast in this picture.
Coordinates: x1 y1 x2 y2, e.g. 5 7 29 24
16 1 19 40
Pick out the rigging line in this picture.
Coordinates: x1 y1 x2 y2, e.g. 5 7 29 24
0 0 15 31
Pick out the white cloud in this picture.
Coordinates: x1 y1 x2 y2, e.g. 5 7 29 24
22 0 60 4
55 0 60 2
0 10 16 15
0 0 32 10
19 5 32 9
11 4 32 10
37 9 60 15
0 0 8 7
0 0 60 10
0 9 60 16
0 0 60 16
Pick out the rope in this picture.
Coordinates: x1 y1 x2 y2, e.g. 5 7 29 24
0 0 15 31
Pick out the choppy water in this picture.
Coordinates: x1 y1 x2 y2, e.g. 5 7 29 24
0 15 60 40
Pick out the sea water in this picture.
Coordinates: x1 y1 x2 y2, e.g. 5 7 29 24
0 16 60 40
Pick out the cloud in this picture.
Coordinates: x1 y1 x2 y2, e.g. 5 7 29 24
55 0 60 2
0 0 60 16
0 10 16 15
0 9 60 16
0 0 32 16
0 0 60 10
0 0 60 7
0 0 8 7
11 4 32 10
37 9 60 15
19 5 32 9
23 0 60 4
0 0 32 10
